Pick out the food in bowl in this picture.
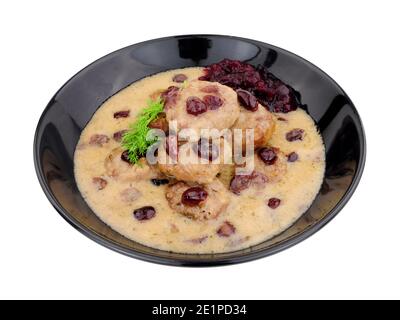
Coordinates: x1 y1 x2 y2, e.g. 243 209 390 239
74 60 325 254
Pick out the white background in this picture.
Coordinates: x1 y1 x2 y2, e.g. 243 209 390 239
1 0 399 300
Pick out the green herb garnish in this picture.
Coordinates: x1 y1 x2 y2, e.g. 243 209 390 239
121 98 164 164
182 80 189 88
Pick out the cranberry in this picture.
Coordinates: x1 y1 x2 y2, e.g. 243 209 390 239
258 147 278 165
200 85 219 94
113 130 128 142
236 89 258 111
151 178 169 186
161 86 180 108
230 174 252 195
133 206 156 221
217 221 236 237
92 177 107 190
165 135 178 161
287 152 299 162
267 198 281 209
121 150 132 164
186 96 207 116
172 74 187 83
181 187 208 206
194 138 219 161
286 129 304 141
203 95 223 110
113 110 130 118
89 134 109 146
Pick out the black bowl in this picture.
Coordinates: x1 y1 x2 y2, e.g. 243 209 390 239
34 35 366 266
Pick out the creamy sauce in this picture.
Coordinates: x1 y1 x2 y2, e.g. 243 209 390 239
74 67 325 254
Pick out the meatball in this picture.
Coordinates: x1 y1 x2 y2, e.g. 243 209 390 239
232 106 275 151
165 80 240 135
104 147 156 182
165 180 230 220
230 146 287 194
157 136 232 184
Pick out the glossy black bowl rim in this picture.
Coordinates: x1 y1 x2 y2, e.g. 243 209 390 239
34 34 366 267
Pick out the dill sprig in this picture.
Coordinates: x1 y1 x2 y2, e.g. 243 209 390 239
121 98 164 164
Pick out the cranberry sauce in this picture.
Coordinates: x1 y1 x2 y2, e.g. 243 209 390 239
199 59 301 113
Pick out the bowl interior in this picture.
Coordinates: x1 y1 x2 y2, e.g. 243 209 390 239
34 35 365 266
